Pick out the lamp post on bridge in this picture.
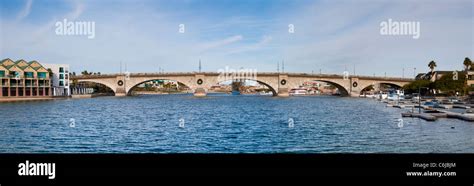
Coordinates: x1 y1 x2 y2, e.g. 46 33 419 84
353 64 355 76
282 60 285 73
199 59 201 73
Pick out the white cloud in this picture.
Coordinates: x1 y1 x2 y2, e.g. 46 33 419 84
199 35 243 51
270 0 473 75
66 1 84 20
225 35 273 55
16 0 33 21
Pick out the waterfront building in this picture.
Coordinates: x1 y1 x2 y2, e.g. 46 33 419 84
43 64 70 96
416 71 454 82
0 58 52 97
466 70 474 87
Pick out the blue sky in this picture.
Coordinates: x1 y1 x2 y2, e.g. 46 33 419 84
1 0 473 77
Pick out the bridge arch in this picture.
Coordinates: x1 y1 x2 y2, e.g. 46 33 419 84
214 78 278 96
379 82 403 89
298 79 349 96
359 82 404 95
126 78 192 95
76 80 116 94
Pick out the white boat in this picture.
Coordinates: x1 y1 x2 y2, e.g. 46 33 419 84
387 90 405 101
365 94 377 98
258 91 273 96
412 95 420 102
290 88 307 96
360 94 376 98
376 92 388 99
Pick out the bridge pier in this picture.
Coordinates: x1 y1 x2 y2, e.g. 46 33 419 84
115 93 127 97
277 74 289 97
193 74 208 97
193 88 207 97
277 88 289 97
114 75 127 96
349 92 360 97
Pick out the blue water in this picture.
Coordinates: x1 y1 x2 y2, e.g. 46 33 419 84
0 94 473 153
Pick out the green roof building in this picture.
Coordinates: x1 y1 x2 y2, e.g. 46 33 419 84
1 58 52 97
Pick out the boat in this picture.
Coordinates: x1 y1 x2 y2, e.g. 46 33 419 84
289 88 307 96
258 91 273 96
412 95 421 102
360 93 376 98
423 101 439 109
376 92 388 99
387 90 405 101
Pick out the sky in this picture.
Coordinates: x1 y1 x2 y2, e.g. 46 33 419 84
0 0 473 77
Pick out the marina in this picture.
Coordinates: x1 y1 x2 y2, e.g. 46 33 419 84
374 96 474 122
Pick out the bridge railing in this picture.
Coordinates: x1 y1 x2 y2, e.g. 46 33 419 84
70 72 413 81
71 72 200 79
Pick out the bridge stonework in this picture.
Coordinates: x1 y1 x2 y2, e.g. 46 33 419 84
72 72 412 97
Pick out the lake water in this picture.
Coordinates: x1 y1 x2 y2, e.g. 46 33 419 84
0 94 473 153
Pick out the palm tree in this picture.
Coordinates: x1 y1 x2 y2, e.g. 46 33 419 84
47 68 53 78
463 57 472 95
428 60 437 73
463 57 472 71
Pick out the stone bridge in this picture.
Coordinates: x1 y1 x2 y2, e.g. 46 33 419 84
71 72 413 97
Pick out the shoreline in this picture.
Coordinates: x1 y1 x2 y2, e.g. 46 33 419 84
0 97 68 103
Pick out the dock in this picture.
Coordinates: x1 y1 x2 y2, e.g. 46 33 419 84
402 109 474 122
379 97 474 122
401 112 437 121
437 110 474 122
453 105 471 109
435 104 453 109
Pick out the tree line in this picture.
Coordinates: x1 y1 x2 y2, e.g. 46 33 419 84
403 57 472 96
